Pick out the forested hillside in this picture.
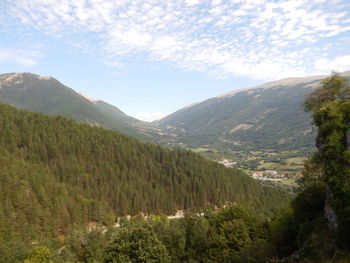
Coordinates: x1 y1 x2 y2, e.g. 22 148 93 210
156 74 325 151
0 72 160 141
0 104 290 242
268 73 350 262
156 72 350 170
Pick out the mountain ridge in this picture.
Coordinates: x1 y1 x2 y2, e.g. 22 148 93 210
155 71 350 169
3 71 350 170
158 71 350 121
0 72 162 141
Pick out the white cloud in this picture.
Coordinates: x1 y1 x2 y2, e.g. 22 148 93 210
0 48 42 66
153 36 177 51
117 30 152 47
3 0 350 80
135 112 150 119
315 55 350 72
134 111 168 121
186 0 200 6
153 112 168 120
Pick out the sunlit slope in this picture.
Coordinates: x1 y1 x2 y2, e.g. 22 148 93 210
0 72 160 140
156 72 350 153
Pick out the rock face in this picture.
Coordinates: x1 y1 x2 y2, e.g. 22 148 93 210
324 203 338 231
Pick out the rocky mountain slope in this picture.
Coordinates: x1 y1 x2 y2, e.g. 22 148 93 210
2 71 350 170
156 72 350 157
0 72 161 140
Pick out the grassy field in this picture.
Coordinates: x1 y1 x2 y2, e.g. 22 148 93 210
280 177 300 187
286 157 307 165
192 147 210 153
188 145 311 192
257 162 278 169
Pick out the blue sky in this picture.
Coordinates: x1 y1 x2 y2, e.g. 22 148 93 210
1 0 350 121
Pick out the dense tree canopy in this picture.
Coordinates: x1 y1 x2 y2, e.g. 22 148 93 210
104 225 170 263
304 73 350 247
304 72 350 112
0 104 290 244
58 205 274 263
268 73 350 262
3 73 350 262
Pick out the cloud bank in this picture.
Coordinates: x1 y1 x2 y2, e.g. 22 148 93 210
3 0 350 79
0 48 42 66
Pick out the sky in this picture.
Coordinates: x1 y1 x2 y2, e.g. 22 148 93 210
1 0 350 121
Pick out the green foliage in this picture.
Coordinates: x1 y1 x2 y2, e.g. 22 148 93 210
0 234 30 263
202 206 268 263
0 72 160 141
24 246 53 263
0 103 291 244
140 205 274 263
20 204 287 263
149 217 187 262
182 215 209 261
55 205 276 263
269 184 336 261
304 73 350 248
219 219 251 253
270 73 350 262
83 230 106 263
304 72 350 112
104 224 170 263
300 155 325 188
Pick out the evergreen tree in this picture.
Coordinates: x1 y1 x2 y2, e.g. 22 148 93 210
0 103 290 243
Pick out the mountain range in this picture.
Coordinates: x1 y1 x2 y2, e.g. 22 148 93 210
155 71 350 167
0 72 161 141
156 71 350 149
2 71 350 167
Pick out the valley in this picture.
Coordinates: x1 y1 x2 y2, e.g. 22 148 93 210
2 71 349 191
1 72 350 262
191 146 310 191
2 0 350 261
155 71 350 188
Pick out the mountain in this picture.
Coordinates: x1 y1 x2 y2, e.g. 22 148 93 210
155 71 350 166
0 72 161 140
0 104 290 241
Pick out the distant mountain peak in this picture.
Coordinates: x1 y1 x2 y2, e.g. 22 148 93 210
0 72 161 142
157 72 350 156
36 75 52 80
0 72 53 84
216 74 326 99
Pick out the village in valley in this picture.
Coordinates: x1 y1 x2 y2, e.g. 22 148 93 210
218 158 296 182
250 170 291 181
